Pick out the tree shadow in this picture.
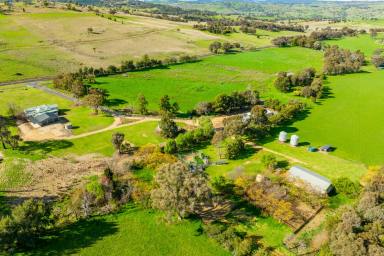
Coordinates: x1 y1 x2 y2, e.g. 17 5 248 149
235 145 258 160
18 140 73 155
105 98 128 107
26 218 119 255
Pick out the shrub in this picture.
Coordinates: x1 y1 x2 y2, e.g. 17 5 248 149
333 177 361 198
224 136 245 160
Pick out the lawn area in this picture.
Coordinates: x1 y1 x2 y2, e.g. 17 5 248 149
94 47 323 112
283 69 384 166
0 84 114 135
22 205 229 256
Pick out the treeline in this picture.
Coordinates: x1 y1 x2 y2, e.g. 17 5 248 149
208 41 241 54
274 68 324 101
324 46 365 75
272 27 361 49
369 28 384 37
194 18 306 35
239 19 306 33
193 20 235 34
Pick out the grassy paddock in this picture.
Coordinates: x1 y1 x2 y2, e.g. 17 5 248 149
289 70 384 166
94 47 323 112
23 206 229 256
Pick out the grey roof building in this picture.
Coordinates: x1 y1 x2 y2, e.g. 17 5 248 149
288 165 333 194
24 104 59 126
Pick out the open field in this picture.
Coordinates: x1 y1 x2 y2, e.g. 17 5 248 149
23 205 230 256
325 33 384 57
0 6 304 82
288 70 384 166
94 47 323 112
0 84 114 135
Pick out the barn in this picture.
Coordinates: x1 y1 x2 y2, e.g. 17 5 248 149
288 165 333 194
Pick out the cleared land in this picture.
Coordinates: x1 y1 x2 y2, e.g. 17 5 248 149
95 47 323 112
0 7 302 82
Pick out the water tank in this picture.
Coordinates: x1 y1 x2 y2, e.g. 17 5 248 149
290 135 299 147
278 131 288 142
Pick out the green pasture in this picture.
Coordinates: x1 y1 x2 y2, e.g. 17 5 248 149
285 70 384 166
22 205 229 256
94 47 323 112
325 33 384 57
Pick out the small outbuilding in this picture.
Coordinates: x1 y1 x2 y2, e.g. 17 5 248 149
290 135 299 147
24 104 59 127
288 165 333 194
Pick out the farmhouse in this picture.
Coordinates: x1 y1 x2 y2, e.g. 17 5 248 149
24 104 59 127
288 165 333 194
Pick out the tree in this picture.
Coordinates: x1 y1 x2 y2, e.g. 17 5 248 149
223 116 246 137
159 95 178 115
164 139 178 154
83 90 105 115
137 93 149 115
222 42 233 53
209 41 222 54
158 112 179 138
274 72 292 92
261 154 278 170
0 199 51 250
0 117 11 149
151 162 211 220
111 132 125 154
224 136 245 160
71 79 86 98
371 49 384 68
195 101 213 115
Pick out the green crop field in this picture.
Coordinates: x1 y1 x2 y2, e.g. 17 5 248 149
94 47 323 112
0 84 114 135
24 205 230 256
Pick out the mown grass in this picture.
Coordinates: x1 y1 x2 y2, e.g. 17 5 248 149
21 205 229 256
94 47 323 112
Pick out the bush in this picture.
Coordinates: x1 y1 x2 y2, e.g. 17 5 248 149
224 136 245 160
333 177 361 198
261 154 278 170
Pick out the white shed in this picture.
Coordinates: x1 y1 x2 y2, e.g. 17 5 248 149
288 166 333 194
